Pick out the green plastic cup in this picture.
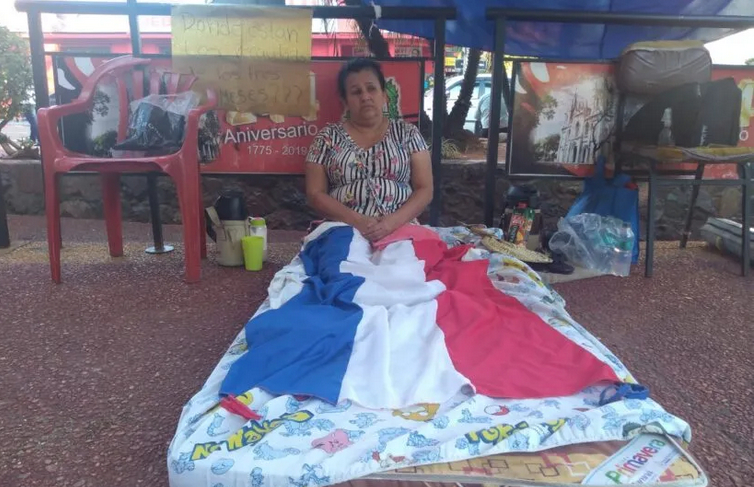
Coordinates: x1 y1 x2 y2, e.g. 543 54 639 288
242 235 264 271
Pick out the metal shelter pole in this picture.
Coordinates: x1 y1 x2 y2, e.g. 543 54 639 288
483 16 507 227
742 163 752 277
27 11 49 113
418 60 425 133
0 187 8 248
127 0 141 54
127 0 172 254
429 18 446 226
500 69 512 109
5 9 51 250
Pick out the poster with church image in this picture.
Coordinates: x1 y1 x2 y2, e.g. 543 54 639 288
507 61 618 178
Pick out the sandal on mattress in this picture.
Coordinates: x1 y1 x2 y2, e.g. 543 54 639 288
529 250 574 275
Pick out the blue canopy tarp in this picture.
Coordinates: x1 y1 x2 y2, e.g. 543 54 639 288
365 0 754 60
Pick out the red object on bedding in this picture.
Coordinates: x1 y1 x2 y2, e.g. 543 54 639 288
220 395 262 421
372 224 441 250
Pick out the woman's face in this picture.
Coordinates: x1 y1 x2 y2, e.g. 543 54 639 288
343 69 387 124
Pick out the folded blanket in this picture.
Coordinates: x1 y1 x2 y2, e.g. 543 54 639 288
221 223 619 409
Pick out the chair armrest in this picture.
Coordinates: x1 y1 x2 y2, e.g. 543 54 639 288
38 100 91 123
36 106 70 159
179 89 219 155
37 98 102 157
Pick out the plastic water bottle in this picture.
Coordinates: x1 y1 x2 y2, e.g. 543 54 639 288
658 108 675 147
612 222 634 276
248 217 268 262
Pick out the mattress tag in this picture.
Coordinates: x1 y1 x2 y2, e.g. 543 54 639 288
582 434 681 485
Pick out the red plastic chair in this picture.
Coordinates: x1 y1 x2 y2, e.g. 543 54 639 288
37 55 217 283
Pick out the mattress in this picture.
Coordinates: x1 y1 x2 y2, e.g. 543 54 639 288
365 436 705 486
168 225 706 487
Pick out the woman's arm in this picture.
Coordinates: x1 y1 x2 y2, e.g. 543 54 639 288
361 149 433 241
387 149 433 226
305 162 373 228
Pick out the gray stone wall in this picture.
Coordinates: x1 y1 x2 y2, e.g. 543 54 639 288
1 159 747 241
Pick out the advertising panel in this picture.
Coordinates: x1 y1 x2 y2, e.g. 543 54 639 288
53 56 422 174
508 61 751 179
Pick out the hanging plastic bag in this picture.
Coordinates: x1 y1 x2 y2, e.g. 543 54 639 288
566 154 640 263
113 91 200 155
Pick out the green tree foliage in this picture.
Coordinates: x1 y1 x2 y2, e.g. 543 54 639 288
384 79 400 120
536 94 557 128
0 26 33 133
533 133 560 162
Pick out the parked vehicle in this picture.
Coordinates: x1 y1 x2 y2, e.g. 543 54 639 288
423 74 510 135
475 89 509 138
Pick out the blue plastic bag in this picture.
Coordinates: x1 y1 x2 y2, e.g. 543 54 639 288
566 155 641 263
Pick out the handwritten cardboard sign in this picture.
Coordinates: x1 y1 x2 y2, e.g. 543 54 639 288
176 56 314 117
171 4 312 115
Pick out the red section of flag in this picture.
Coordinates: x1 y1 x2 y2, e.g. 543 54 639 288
412 239 619 399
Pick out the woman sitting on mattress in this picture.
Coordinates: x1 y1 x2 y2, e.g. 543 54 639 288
305 58 433 242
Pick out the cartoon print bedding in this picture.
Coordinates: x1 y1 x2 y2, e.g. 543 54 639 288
168 224 692 487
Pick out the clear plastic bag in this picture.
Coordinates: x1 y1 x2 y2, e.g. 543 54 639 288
113 91 200 154
548 213 635 277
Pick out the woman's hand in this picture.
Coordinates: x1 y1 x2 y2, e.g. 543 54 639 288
354 215 380 238
361 214 399 242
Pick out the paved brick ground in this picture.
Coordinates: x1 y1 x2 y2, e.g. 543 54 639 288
1 215 751 487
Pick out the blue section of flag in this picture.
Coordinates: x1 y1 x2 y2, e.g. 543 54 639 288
220 226 364 403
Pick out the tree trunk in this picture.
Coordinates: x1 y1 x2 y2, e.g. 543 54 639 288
342 0 390 57
341 0 433 136
444 48 480 139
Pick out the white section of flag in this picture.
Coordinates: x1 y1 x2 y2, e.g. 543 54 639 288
337 231 469 409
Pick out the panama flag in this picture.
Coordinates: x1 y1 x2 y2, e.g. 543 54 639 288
221 223 619 409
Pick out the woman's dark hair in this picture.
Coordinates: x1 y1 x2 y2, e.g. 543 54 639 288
337 58 386 99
